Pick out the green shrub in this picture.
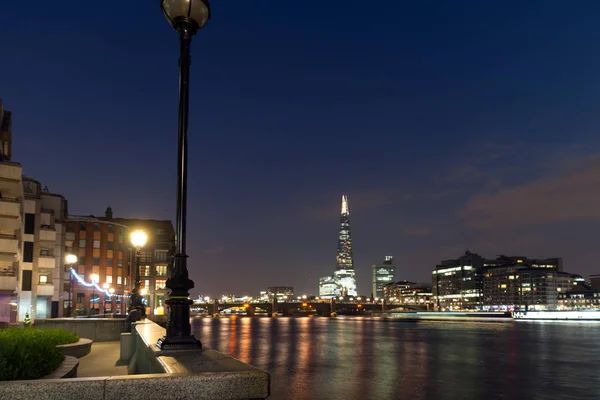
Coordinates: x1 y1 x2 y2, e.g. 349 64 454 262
0 327 78 381
41 329 80 346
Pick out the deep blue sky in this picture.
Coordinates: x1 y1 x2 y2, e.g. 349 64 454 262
3 1 600 297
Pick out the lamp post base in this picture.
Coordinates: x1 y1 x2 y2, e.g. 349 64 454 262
156 296 202 350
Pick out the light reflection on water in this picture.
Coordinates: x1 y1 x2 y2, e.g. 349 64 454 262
192 317 600 400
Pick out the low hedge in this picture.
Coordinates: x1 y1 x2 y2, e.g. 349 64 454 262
0 328 79 381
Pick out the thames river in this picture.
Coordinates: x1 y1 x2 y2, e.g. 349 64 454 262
191 316 600 400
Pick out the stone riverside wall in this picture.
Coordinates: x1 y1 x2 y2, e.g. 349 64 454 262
34 318 126 342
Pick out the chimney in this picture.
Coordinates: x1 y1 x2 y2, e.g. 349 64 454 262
105 206 113 219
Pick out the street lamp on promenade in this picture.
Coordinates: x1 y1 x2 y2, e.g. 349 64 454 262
91 273 99 315
129 230 148 316
103 283 110 315
65 254 77 317
157 0 210 350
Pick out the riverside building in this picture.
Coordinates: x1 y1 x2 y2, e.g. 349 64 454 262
432 251 564 311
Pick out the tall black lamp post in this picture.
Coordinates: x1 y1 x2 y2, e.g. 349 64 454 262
129 230 148 316
65 254 77 317
157 0 210 350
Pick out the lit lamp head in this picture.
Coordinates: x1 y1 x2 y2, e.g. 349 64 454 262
91 274 99 284
65 254 78 265
160 0 211 35
130 230 147 249
109 288 115 294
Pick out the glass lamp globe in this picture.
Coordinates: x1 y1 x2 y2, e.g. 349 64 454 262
161 0 210 30
131 230 148 248
65 254 78 264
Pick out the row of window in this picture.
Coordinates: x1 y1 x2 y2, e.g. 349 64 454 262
76 256 123 268
68 223 122 234
78 239 124 250
68 223 166 236
141 265 168 276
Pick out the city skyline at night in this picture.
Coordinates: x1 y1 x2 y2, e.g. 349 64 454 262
3 2 600 297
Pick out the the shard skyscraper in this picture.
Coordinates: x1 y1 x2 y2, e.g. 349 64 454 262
319 194 358 297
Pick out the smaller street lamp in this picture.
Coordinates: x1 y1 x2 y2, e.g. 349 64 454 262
103 283 110 315
129 230 147 316
91 273 99 315
65 254 78 317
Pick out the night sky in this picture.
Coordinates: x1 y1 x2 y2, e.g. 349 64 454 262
3 1 600 297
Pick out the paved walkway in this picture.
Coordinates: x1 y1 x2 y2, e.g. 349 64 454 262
77 341 128 377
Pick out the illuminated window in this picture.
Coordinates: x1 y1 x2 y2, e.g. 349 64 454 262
156 265 167 277
141 265 151 276
106 276 113 284
93 240 100 249
117 276 122 285
156 279 167 290
39 275 48 284
143 280 150 289
509 276 515 280
79 239 86 248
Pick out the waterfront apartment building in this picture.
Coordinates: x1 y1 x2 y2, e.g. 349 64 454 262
21 178 69 320
106 213 175 315
432 251 563 311
0 100 12 161
372 256 395 298
0 160 22 323
267 286 294 300
66 215 131 316
481 264 580 311
67 208 176 316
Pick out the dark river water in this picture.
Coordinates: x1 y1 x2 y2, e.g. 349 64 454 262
191 316 600 400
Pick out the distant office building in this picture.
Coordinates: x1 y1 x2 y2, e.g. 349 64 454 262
590 274 600 290
482 264 581 311
432 251 564 311
0 100 12 161
319 276 338 298
558 282 600 310
383 281 433 309
372 256 395 298
267 286 294 300
319 194 357 297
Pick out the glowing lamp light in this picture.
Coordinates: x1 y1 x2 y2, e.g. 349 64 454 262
141 289 148 296
65 254 78 264
103 283 110 290
91 274 99 284
109 288 115 294
131 230 148 248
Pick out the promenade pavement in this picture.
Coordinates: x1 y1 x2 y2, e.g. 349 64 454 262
77 341 128 377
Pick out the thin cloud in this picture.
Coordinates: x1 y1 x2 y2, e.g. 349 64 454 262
461 157 600 229
403 226 432 236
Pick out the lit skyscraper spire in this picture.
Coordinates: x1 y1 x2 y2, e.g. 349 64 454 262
336 194 353 269
341 194 349 216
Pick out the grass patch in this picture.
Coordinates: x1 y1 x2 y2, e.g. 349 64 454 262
0 328 79 381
